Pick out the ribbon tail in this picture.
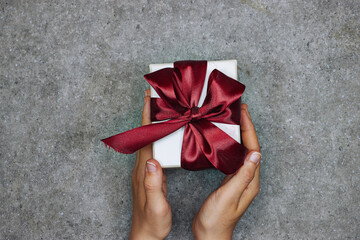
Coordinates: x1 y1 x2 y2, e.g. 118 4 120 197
181 124 213 171
189 119 249 174
101 120 186 154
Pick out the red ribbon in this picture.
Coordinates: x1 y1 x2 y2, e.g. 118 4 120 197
101 61 248 174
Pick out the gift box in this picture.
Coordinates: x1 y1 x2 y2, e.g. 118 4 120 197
149 60 241 168
102 60 248 174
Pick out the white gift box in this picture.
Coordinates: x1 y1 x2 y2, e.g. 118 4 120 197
149 60 241 168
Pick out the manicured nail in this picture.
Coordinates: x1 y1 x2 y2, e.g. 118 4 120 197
249 152 261 165
146 161 157 172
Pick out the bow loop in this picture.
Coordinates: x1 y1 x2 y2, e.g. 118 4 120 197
173 61 207 107
200 70 245 121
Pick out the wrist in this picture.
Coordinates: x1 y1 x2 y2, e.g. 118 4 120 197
192 222 233 240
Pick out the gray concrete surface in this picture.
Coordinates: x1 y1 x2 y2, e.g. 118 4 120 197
1 0 359 239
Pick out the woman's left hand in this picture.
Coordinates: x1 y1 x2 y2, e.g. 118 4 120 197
192 103 261 240
130 89 172 240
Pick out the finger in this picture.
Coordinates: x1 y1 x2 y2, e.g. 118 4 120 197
220 151 261 202
162 169 168 196
246 161 260 198
235 163 260 214
138 94 153 166
240 104 260 152
133 151 140 182
140 90 152 161
144 159 169 214
134 90 153 171
240 103 261 202
132 151 140 196
142 89 151 126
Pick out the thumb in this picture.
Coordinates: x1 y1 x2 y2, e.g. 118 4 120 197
221 151 261 200
144 159 168 213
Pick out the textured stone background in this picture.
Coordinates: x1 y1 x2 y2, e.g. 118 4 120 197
1 0 359 239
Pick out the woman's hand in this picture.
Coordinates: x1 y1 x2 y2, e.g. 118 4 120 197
130 89 172 240
192 103 261 240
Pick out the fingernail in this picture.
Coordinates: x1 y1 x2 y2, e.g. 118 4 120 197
146 161 157 172
249 152 261 165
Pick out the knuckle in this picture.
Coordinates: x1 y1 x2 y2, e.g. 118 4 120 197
144 179 157 192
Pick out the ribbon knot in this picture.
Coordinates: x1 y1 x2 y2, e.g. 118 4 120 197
101 60 249 174
190 106 201 121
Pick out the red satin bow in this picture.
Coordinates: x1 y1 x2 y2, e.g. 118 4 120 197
101 61 248 174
